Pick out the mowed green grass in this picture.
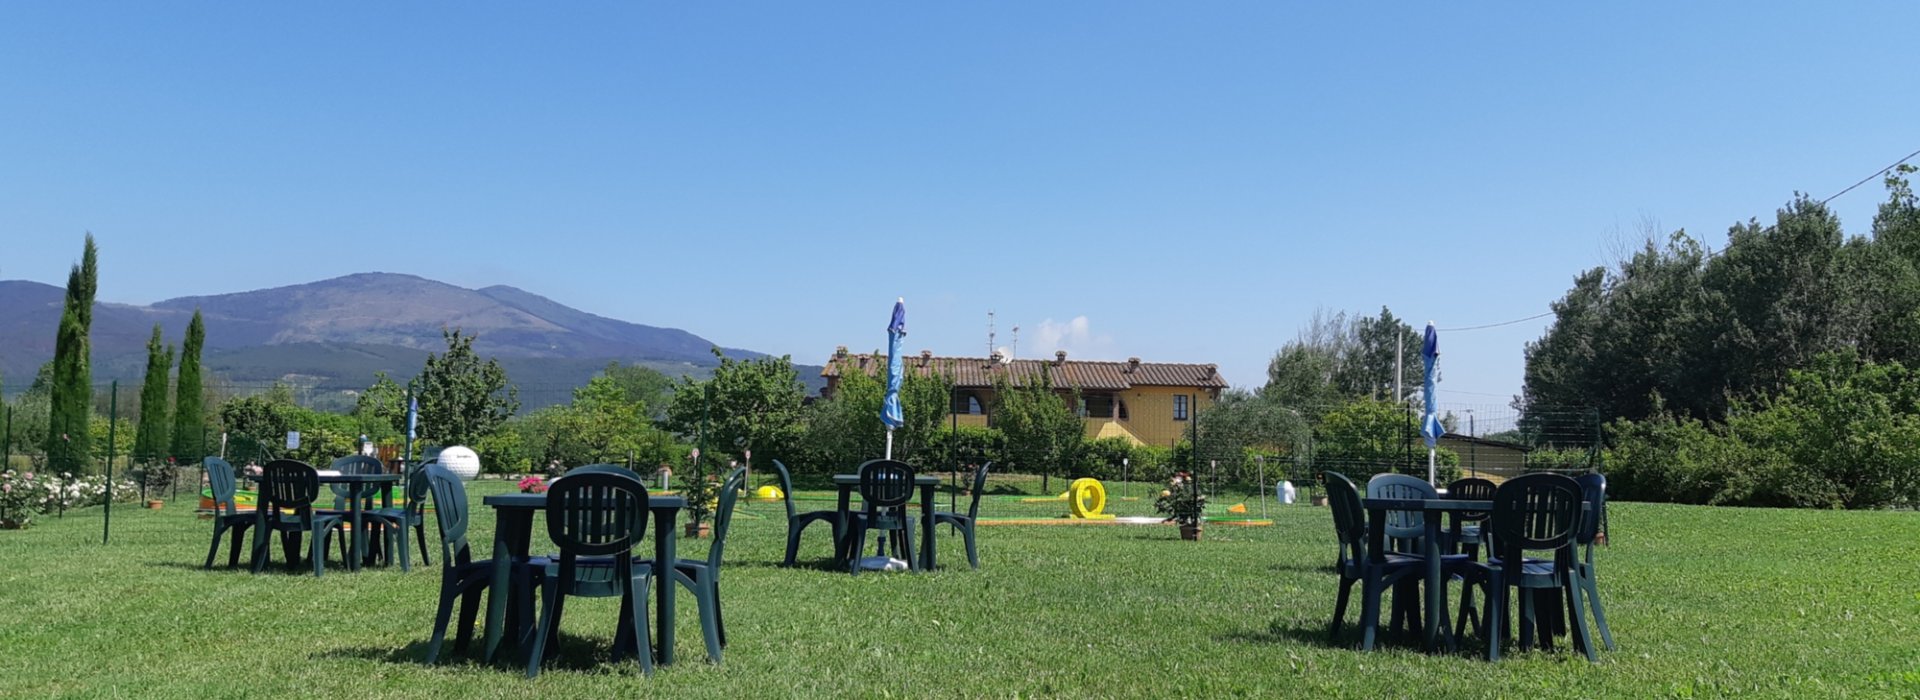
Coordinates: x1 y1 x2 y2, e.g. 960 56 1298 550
1 479 1918 699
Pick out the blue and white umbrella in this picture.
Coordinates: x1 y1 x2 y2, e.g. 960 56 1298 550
882 298 906 458
1420 322 1442 484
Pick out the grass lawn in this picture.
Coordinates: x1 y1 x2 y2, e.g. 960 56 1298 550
2 477 1917 699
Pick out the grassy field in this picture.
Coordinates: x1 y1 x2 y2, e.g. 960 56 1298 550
1 477 1917 699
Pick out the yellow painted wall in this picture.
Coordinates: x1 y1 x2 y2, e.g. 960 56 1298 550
935 385 1216 446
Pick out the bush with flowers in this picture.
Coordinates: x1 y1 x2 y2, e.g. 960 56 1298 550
517 475 548 494
1153 471 1208 527
0 469 140 527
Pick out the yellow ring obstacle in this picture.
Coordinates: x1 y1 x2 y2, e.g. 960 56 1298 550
1067 478 1114 519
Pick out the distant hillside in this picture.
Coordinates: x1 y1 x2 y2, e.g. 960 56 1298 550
0 273 823 408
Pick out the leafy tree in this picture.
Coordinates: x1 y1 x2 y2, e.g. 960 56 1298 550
598 362 674 419
1310 399 1458 483
664 350 805 473
990 370 1082 492
171 310 207 460
1261 306 1420 408
800 356 951 473
351 372 407 441
412 328 519 447
46 235 98 472
1190 388 1311 484
133 324 174 464
550 373 678 468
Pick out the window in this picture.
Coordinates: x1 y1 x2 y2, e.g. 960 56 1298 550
1117 399 1129 421
950 391 984 415
1173 394 1189 421
1083 394 1115 419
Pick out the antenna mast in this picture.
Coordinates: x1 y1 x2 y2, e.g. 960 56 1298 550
987 311 996 357
1011 325 1019 360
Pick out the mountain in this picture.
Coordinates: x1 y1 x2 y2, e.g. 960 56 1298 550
0 273 821 407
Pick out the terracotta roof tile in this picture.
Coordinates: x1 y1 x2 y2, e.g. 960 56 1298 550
821 352 1228 390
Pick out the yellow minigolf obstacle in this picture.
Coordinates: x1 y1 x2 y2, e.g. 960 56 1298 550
1067 478 1115 519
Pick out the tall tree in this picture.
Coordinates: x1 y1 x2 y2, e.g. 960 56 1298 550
800 355 952 470
663 350 806 470
46 235 98 471
990 369 1083 492
171 309 206 460
351 371 407 440
133 324 174 464
412 328 519 446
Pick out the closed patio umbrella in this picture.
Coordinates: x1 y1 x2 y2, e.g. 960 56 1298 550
1420 322 1442 485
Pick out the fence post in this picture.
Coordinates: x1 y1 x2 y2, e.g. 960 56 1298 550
105 381 117 544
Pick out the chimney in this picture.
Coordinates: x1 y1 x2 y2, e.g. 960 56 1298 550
857 355 868 369
1126 357 1141 373
835 345 848 360
920 349 932 367
988 350 1003 367
1054 350 1067 366
1203 364 1217 380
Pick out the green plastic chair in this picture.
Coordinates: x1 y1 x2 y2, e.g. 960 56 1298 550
1573 472 1615 651
325 455 404 568
773 460 846 567
365 466 433 571
845 459 916 575
423 464 542 663
524 469 654 679
665 466 747 663
1460 472 1592 661
249 460 345 578
933 462 991 569
201 457 256 569
1324 472 1423 650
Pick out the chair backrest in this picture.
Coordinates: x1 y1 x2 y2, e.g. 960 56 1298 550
705 467 749 570
963 462 993 521
566 463 644 479
856 459 915 510
1445 477 1498 523
1366 473 1437 544
545 470 650 558
404 464 432 516
771 459 797 521
1322 471 1369 563
329 455 386 505
424 465 472 566
1574 472 1607 547
1488 473 1582 560
204 457 239 516
261 460 320 513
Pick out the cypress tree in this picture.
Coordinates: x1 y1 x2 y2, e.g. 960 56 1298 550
171 309 206 461
46 235 97 472
134 324 174 464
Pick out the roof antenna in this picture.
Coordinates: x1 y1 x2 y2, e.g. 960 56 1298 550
1010 325 1019 360
987 311 996 358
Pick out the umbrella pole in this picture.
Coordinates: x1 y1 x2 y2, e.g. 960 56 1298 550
885 429 894 461
1428 448 1436 486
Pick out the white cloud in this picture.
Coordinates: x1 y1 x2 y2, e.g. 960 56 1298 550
1029 316 1115 360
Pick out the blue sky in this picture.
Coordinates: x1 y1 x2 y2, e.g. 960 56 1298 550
3 3 1916 410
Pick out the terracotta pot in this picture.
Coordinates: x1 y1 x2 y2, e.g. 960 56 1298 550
0 517 28 530
684 522 712 539
1178 523 1203 541
145 499 165 510
1310 495 1328 507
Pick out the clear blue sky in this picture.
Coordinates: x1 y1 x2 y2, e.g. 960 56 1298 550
4 3 1916 410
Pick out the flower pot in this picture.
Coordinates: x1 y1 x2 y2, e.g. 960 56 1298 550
0 517 29 530
684 522 712 539
1310 494 1328 507
1178 523 1203 541
145 499 164 510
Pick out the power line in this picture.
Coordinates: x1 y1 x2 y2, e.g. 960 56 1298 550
1439 148 1919 334
1438 311 1554 332
1821 147 1920 205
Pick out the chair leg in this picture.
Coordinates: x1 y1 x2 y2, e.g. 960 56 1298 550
630 571 655 675
1359 576 1385 651
427 582 459 663
205 523 225 569
962 524 980 569
696 575 722 663
1582 568 1616 651
312 524 331 578
250 525 270 574
1456 577 1480 643
1329 575 1355 642
1518 587 1536 651
899 527 916 573
454 585 484 653
714 586 728 649
415 523 431 567
229 526 249 568
847 523 866 575
783 520 807 568
525 577 562 679
1565 578 1595 662
1486 574 1505 661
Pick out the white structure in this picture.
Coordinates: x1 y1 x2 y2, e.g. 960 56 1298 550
438 446 482 481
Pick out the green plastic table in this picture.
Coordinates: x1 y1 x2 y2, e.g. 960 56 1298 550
832 474 939 571
316 472 400 572
1362 497 1492 652
480 492 687 664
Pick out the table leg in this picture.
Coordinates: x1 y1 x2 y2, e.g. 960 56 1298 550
350 493 365 572
1424 512 1446 651
834 485 853 566
654 509 678 666
483 511 530 663
919 483 936 572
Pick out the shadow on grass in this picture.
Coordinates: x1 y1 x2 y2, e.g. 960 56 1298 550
1217 618 1436 654
322 632 653 675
